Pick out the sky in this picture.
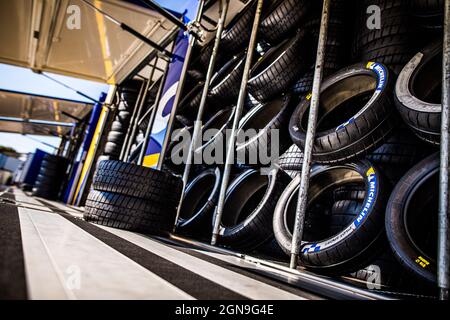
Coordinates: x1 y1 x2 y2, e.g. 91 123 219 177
0 0 199 155
0 63 109 154
0 132 61 155
154 0 199 20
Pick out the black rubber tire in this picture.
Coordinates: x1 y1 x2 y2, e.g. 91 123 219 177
289 62 396 164
32 188 57 200
138 113 150 132
254 238 288 261
209 54 246 107
359 45 416 75
329 200 361 235
411 0 444 12
187 68 205 83
247 30 310 102
197 43 224 71
111 120 124 132
41 154 66 166
104 142 120 156
117 110 131 123
273 161 389 274
41 160 59 172
367 127 433 166
244 93 260 112
176 167 221 236
367 126 436 184
220 1 257 55
194 107 235 164
411 0 444 30
259 0 311 44
135 131 144 144
84 190 176 234
354 7 411 53
386 153 439 285
165 126 194 175
333 184 366 202
236 94 294 167
178 81 205 117
352 0 416 75
107 131 125 144
395 41 442 145
218 168 291 250
292 69 314 95
348 251 414 290
32 156 68 200
117 101 129 112
97 155 110 163
277 144 304 171
175 114 194 128
93 160 182 206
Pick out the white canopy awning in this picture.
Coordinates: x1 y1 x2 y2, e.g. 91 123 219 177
0 0 178 84
0 89 93 136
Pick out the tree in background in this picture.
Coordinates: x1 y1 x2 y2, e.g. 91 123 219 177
0 146 20 158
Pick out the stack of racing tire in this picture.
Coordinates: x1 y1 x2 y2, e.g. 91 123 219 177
175 0 444 294
85 0 444 296
99 80 141 162
84 160 183 235
32 154 69 200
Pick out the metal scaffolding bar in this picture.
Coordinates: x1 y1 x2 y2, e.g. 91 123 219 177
175 0 229 228
122 58 160 161
289 0 331 269
138 61 171 165
156 0 207 170
120 80 147 161
138 0 188 32
211 0 265 246
0 116 75 127
438 0 450 301
80 0 178 59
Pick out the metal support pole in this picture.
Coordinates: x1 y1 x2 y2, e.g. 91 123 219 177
138 61 171 165
289 0 331 269
120 80 146 161
80 0 178 59
0 116 75 127
211 0 265 245
156 0 206 170
37 72 102 104
138 0 188 32
56 135 67 156
61 111 82 122
122 58 159 161
175 0 229 227
438 0 450 301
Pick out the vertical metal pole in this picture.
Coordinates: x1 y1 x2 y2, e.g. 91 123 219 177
138 60 171 165
438 0 450 301
175 0 229 227
211 0 265 245
120 80 146 160
56 135 67 156
64 126 76 159
289 0 330 269
123 58 159 161
156 0 206 170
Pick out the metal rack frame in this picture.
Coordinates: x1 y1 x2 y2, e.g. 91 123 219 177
438 0 450 301
85 0 450 300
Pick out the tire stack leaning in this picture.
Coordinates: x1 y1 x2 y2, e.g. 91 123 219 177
84 160 183 235
32 154 69 200
352 0 417 75
101 80 140 161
